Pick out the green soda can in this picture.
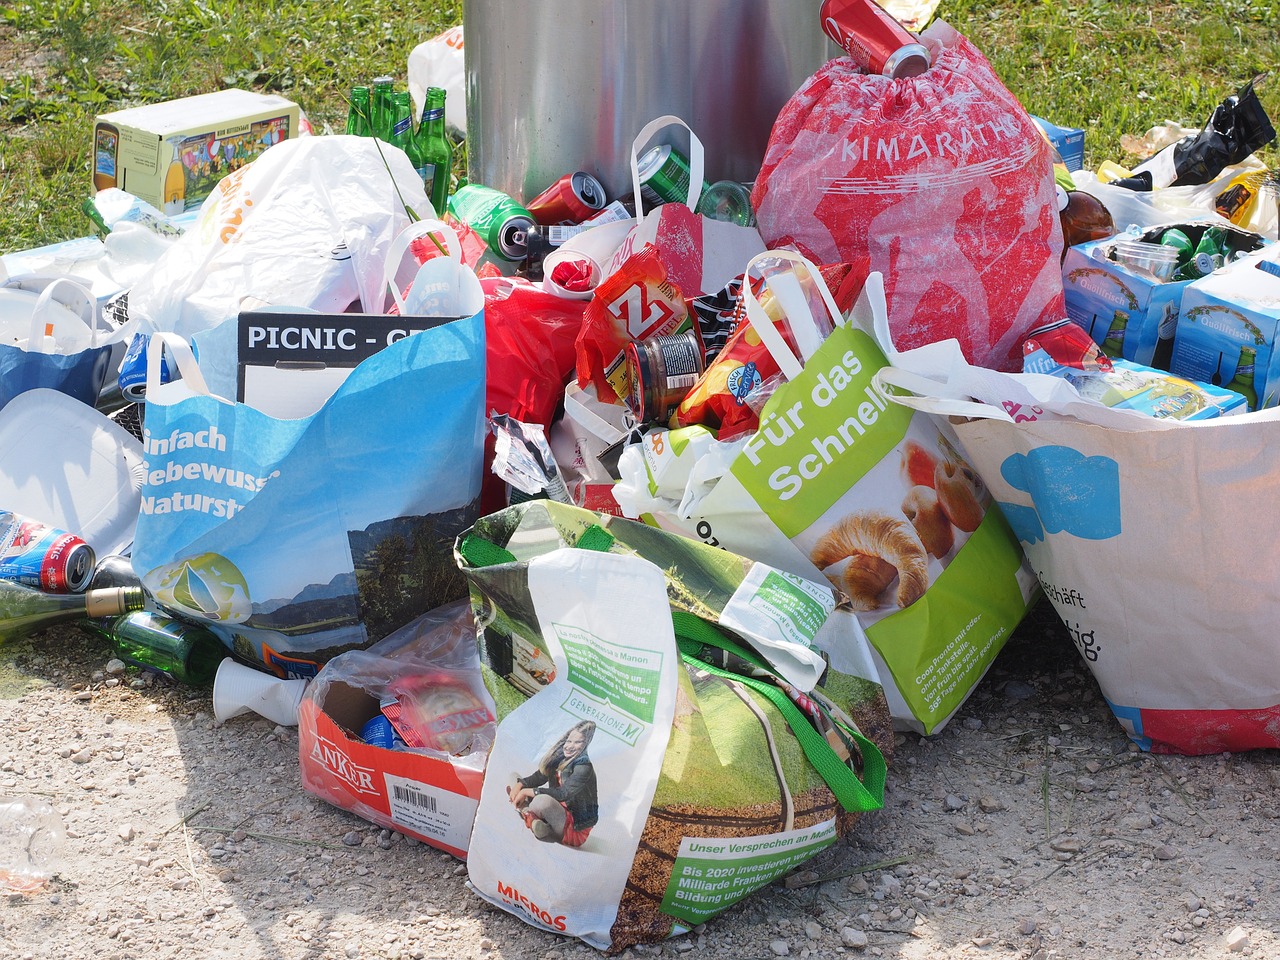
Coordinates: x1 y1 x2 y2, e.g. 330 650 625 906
447 184 535 261
1158 227 1193 264
636 143 709 210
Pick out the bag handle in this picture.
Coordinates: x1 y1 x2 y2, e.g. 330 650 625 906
874 366 1016 422
27 278 98 354
742 250 842 381
672 611 885 813
146 331 212 397
382 218 463 314
456 522 885 813
629 115 705 213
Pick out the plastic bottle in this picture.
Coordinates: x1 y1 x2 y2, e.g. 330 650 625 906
0 797 65 892
0 581 144 645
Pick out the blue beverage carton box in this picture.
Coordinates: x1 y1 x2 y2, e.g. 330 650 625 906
1032 115 1085 171
1170 245 1280 411
1062 223 1269 371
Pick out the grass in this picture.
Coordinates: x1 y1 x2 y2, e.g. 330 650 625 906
0 0 1277 255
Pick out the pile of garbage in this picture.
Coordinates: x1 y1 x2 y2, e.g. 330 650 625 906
2 0 1279 951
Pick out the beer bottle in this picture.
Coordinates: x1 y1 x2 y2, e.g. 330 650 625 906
369 75 395 142
346 86 372 137
87 610 225 686
388 91 415 154
1226 345 1258 411
1100 311 1128 359
0 581 143 646
410 87 453 216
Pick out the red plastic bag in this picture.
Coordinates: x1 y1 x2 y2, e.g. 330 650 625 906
751 22 1064 372
481 276 587 513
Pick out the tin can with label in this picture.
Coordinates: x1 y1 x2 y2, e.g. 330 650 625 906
0 511 95 593
625 329 707 425
820 0 931 79
447 184 536 261
118 331 198 401
527 171 607 225
636 143 707 209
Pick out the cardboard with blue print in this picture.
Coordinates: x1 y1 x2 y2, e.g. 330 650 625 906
876 326 1280 756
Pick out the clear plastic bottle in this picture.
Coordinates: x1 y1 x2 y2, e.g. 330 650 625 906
0 796 65 892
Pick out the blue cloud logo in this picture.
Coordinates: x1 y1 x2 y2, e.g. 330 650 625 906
998 446 1121 542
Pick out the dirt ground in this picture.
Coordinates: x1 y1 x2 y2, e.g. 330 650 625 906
1 605 1277 960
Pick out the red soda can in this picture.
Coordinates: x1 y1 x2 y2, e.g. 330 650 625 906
526 171 607 225
820 0 931 79
0 511 96 593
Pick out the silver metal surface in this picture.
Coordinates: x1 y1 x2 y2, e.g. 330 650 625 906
463 0 836 203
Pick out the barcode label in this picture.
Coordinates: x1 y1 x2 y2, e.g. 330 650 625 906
392 784 437 812
384 773 478 853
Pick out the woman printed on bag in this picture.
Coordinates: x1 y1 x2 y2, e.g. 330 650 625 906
507 721 598 847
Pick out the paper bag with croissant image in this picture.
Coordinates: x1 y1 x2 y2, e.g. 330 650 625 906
616 255 1037 735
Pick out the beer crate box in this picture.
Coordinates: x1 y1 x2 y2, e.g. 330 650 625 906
298 679 484 858
1169 245 1280 411
92 89 299 216
1062 223 1268 370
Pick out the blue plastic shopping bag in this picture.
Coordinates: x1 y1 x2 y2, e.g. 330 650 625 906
131 304 486 679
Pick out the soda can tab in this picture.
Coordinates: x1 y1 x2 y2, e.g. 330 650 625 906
527 171 607 225
0 511 96 593
820 0 931 79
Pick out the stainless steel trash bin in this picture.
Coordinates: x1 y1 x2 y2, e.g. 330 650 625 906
463 0 834 204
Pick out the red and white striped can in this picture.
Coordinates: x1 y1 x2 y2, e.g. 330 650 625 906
527 171 608 225
820 0 931 79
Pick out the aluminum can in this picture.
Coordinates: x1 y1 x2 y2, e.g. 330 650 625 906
625 329 706 425
820 0 931 79
0 511 95 593
447 184 536 261
527 172 607 225
636 144 703 209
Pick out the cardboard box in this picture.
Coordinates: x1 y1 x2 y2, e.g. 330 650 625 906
1062 223 1268 370
93 89 299 215
1169 245 1280 411
1032 115 1085 171
299 677 485 858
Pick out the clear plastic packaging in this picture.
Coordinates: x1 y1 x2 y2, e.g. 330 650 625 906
0 796 65 893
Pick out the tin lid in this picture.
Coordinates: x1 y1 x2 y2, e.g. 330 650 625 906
884 44 931 79
636 144 672 182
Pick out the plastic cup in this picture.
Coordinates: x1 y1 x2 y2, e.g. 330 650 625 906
211 658 308 727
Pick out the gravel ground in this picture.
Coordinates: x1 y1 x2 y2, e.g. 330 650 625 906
2 606 1278 960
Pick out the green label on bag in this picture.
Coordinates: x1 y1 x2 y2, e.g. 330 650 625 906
556 623 663 724
659 819 837 924
730 327 912 536
753 570 828 644
866 510 1028 731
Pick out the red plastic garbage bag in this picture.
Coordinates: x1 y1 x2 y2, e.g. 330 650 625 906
480 276 587 513
751 21 1064 372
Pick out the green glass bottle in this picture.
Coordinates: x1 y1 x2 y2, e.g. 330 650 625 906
369 75 395 142
409 86 453 215
1226 345 1258 411
1100 310 1128 359
346 86 372 137
388 91 415 154
0 581 143 645
88 610 225 686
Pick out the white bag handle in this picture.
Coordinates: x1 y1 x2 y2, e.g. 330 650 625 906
382 218 463 313
741 250 844 381
874 366 1016 422
629 115 705 213
27 278 97 354
146 331 212 398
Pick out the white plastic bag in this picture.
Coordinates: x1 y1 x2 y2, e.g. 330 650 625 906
408 26 466 138
123 136 433 397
